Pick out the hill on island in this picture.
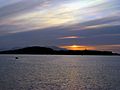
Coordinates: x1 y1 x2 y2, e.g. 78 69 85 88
0 46 119 55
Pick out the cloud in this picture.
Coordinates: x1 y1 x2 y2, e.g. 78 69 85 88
0 0 120 53
95 44 120 53
58 36 81 39
0 0 120 34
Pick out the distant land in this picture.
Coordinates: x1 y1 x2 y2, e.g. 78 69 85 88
0 46 119 55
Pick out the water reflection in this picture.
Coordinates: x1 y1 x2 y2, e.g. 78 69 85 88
0 55 120 90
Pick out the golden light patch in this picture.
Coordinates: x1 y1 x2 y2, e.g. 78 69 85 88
59 45 95 51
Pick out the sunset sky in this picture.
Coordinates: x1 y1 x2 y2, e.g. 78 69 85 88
0 0 120 52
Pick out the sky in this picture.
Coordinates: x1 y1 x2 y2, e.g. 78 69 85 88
0 0 120 53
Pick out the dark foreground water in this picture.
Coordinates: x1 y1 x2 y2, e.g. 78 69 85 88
0 55 120 90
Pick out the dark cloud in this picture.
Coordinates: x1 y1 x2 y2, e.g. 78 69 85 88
0 25 120 51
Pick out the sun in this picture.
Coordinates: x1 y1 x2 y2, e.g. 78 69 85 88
71 45 79 48
59 45 95 51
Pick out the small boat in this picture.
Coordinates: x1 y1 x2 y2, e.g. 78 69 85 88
15 57 19 59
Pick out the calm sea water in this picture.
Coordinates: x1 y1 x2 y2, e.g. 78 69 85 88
0 55 120 90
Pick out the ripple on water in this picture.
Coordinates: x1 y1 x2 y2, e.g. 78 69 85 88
0 55 120 90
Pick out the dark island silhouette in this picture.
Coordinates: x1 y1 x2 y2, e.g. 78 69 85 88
0 46 119 55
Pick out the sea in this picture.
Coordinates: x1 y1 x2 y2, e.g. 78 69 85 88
0 55 120 90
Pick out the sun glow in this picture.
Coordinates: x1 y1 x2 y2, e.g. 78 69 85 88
59 45 95 51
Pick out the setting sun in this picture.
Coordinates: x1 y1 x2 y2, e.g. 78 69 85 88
59 45 95 51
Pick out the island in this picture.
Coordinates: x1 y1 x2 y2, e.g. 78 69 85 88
0 46 119 55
